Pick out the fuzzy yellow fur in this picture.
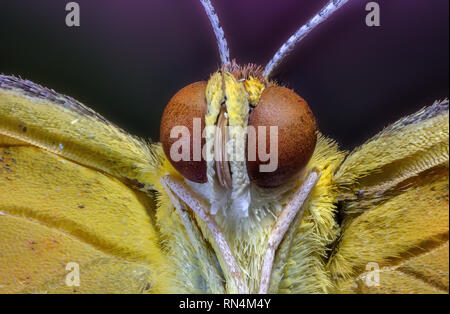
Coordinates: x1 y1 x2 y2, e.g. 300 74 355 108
329 100 449 293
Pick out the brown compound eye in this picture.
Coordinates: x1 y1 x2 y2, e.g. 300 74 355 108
160 82 317 189
247 86 317 188
160 81 207 183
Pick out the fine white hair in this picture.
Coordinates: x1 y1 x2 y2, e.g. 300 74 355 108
200 0 231 65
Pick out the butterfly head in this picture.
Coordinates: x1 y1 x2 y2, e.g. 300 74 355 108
160 63 317 219
159 0 350 219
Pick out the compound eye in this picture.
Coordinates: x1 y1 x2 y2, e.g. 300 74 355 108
160 81 207 183
247 86 317 188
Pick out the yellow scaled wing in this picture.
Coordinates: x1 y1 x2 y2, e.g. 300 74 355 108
0 75 226 293
0 75 180 293
0 139 174 293
329 100 449 293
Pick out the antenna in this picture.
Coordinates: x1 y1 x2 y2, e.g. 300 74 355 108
200 0 231 65
263 0 351 78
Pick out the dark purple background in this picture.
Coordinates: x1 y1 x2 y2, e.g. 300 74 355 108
0 0 448 149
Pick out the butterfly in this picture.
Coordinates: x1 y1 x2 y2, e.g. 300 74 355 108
0 0 448 294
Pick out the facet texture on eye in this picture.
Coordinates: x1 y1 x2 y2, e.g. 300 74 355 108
160 81 208 183
247 86 317 188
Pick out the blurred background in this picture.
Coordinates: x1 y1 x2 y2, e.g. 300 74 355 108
0 0 448 149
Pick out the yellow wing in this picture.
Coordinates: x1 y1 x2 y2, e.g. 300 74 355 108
328 100 449 293
0 75 159 191
0 75 226 293
0 137 174 293
0 75 170 293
